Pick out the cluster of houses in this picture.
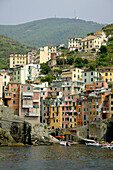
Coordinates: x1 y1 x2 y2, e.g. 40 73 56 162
0 30 113 132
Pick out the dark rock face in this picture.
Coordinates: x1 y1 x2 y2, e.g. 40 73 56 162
106 117 113 142
0 107 31 145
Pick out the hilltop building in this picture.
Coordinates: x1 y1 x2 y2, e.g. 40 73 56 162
35 45 57 64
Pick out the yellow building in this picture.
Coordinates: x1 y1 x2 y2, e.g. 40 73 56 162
79 35 102 52
10 54 27 68
97 67 113 83
62 68 83 81
35 45 56 64
50 106 62 129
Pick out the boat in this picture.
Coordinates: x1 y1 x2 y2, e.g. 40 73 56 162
85 142 100 146
101 144 113 149
60 141 71 146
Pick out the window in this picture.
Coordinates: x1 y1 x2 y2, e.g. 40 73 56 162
74 118 76 122
68 87 70 90
14 88 16 91
85 73 86 76
27 86 30 90
53 107 54 111
84 79 87 82
4 82 6 86
84 115 86 120
105 73 108 76
70 118 72 122
79 114 81 119
13 94 16 97
68 96 70 99
93 105 95 108
91 72 93 75
74 74 76 77
90 112 92 115
84 108 85 111
110 73 112 76
13 100 16 104
91 78 93 82
56 119 58 122
69 101 71 105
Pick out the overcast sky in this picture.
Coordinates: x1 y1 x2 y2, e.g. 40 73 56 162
0 0 112 25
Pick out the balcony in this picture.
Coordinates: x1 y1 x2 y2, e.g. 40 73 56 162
22 92 33 96
33 99 39 102
22 105 33 108
103 110 109 113
25 113 40 116
22 96 32 100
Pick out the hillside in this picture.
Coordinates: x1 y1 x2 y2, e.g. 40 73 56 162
0 34 36 69
102 24 113 36
103 24 113 54
0 18 104 47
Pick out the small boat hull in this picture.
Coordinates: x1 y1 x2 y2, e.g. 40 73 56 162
60 141 70 146
85 143 100 146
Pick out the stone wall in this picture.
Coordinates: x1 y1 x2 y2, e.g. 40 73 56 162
0 106 31 145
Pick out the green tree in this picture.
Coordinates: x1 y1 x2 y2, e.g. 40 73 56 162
99 45 107 54
41 74 55 84
40 63 51 75
83 59 88 64
88 63 96 71
67 56 75 65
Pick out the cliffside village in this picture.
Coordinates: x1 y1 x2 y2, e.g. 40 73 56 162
0 30 113 132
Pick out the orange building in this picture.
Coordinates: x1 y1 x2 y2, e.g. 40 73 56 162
4 82 21 115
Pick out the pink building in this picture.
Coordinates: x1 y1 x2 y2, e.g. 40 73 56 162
96 81 108 89
19 84 40 130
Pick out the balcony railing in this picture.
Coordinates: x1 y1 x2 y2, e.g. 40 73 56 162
22 105 33 108
22 92 33 96
25 113 40 116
